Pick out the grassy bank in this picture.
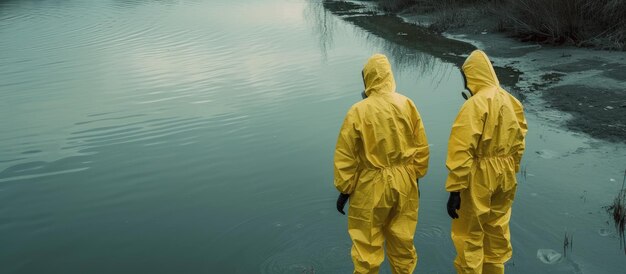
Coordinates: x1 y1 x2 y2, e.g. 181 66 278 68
375 0 626 50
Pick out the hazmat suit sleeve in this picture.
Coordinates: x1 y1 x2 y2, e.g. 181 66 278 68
512 97 528 173
412 106 429 179
445 100 486 192
334 109 360 194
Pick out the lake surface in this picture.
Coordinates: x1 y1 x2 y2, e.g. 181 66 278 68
1 0 625 273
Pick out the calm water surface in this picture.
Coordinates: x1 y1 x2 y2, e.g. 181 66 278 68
1 0 625 273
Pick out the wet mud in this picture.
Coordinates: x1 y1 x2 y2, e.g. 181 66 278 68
544 85 626 142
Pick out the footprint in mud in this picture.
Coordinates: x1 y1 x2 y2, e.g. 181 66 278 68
536 249 563 264
535 149 560 159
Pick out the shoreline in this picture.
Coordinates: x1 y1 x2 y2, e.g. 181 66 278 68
323 0 626 143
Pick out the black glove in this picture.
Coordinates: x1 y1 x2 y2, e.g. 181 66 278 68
336 193 350 215
447 192 461 219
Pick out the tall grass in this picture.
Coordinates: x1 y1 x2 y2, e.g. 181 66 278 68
375 0 482 12
427 0 476 32
496 0 626 48
375 0 418 12
563 232 573 257
372 0 625 49
607 169 626 254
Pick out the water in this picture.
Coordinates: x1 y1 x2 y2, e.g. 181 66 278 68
1 0 625 273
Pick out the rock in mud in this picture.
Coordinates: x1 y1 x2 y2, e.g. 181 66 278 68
536 249 563 264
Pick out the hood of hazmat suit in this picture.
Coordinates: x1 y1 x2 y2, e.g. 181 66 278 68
446 50 528 274
334 54 429 274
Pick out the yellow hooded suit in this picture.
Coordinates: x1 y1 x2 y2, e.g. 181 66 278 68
446 50 528 274
334 54 430 274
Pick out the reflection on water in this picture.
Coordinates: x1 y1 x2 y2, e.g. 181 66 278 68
303 0 336 60
1 0 626 273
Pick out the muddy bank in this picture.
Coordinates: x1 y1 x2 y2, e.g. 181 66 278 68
443 28 626 143
543 86 626 142
322 0 522 90
323 0 626 143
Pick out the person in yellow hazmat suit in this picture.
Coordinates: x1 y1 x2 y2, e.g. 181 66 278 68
334 54 430 274
445 50 528 274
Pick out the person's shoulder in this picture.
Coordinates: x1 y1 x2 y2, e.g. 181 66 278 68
476 86 498 98
498 87 524 108
391 92 417 107
392 92 411 100
507 91 523 106
346 99 368 116
460 92 489 115
471 87 501 107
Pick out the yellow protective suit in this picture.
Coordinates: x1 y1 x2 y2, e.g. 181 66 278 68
446 50 528 274
334 54 430 274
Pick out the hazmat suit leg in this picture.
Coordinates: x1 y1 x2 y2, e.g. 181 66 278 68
348 169 419 274
349 222 385 274
348 174 388 274
483 186 516 274
452 183 489 274
384 176 419 274
482 263 504 274
451 179 516 274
